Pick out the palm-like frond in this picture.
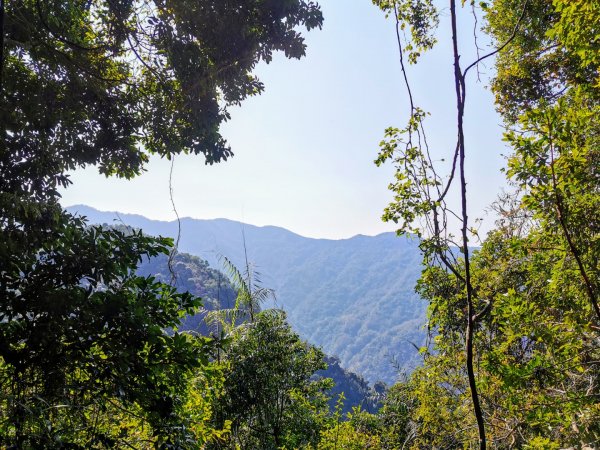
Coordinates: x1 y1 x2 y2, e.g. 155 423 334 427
205 255 276 334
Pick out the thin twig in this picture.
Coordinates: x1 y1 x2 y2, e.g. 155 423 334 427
394 4 416 114
471 2 483 82
168 156 180 285
462 0 529 79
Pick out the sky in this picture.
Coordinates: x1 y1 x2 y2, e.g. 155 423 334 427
60 0 509 240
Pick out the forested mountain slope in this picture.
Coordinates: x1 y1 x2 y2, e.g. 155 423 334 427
137 252 238 333
67 204 428 384
137 251 376 413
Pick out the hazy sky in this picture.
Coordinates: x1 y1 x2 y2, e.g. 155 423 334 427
60 0 508 239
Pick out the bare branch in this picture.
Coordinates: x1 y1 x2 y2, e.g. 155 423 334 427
462 0 529 79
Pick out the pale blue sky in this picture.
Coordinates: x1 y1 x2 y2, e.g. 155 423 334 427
60 0 508 239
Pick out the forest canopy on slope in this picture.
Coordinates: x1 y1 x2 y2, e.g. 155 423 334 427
69 205 429 385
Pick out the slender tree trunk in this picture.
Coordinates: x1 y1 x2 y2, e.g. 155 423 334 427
0 0 4 93
557 208 600 322
547 135 600 324
449 1 486 448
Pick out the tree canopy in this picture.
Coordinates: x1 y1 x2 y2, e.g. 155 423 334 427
365 0 600 448
0 0 323 447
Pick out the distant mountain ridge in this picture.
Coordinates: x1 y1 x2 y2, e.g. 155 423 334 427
66 204 428 384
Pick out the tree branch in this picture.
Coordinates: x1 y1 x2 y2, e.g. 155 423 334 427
462 0 529 80
546 116 600 325
450 1 486 448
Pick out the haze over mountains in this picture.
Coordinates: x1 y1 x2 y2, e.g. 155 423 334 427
66 204 428 384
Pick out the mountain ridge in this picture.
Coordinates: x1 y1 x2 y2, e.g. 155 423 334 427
66 204 398 242
66 204 429 384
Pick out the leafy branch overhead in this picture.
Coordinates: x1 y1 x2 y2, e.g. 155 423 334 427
1 0 323 193
370 0 600 448
0 0 324 447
